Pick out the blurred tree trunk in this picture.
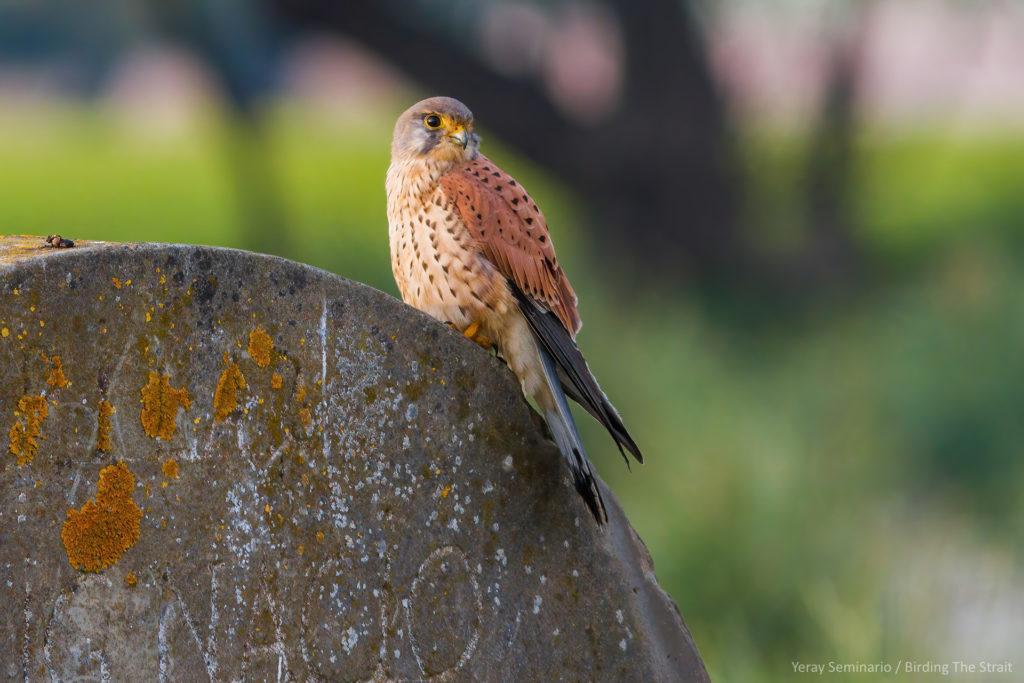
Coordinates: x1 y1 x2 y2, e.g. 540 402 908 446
788 1 874 288
154 0 291 258
277 0 738 281
797 43 860 285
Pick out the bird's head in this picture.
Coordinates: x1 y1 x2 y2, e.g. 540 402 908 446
391 96 480 165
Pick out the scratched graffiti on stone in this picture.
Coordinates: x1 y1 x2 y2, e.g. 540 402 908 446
0 237 708 682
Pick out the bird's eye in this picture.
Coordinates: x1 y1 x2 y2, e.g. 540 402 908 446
424 114 443 129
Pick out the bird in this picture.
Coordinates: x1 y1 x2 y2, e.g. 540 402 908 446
386 96 642 524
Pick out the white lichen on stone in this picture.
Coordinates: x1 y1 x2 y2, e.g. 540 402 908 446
341 626 359 654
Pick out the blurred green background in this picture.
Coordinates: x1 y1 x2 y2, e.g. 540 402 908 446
2 1 1023 680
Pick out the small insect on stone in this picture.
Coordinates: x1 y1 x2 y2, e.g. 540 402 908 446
44 234 75 249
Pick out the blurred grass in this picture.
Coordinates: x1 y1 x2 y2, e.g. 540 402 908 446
1 103 1022 681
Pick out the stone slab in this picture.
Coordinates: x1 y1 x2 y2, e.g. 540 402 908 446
0 235 708 681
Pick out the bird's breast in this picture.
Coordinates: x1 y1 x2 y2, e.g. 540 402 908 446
387 181 509 333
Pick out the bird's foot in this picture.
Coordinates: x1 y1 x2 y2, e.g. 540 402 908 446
462 320 493 350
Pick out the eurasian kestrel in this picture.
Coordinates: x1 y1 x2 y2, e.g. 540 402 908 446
386 96 641 523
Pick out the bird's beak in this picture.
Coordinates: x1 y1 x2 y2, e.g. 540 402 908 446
448 126 469 150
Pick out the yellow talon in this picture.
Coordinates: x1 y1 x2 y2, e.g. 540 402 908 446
458 320 491 349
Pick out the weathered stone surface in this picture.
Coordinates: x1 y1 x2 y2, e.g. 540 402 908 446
0 235 708 681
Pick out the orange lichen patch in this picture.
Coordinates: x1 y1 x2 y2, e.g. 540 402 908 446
271 373 283 389
140 371 191 439
214 362 246 421
61 461 143 572
46 355 69 389
162 459 179 479
8 395 48 466
299 407 312 426
125 572 138 586
96 400 115 452
441 485 452 499
248 328 274 368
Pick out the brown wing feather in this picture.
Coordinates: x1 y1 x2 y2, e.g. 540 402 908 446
439 155 582 336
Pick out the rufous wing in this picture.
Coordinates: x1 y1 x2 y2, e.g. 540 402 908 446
439 156 581 336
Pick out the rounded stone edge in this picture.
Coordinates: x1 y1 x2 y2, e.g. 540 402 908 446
1 236 711 681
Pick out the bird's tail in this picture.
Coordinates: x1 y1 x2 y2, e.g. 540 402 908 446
536 343 608 525
511 287 642 466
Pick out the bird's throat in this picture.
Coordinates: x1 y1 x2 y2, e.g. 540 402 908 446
386 157 450 207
